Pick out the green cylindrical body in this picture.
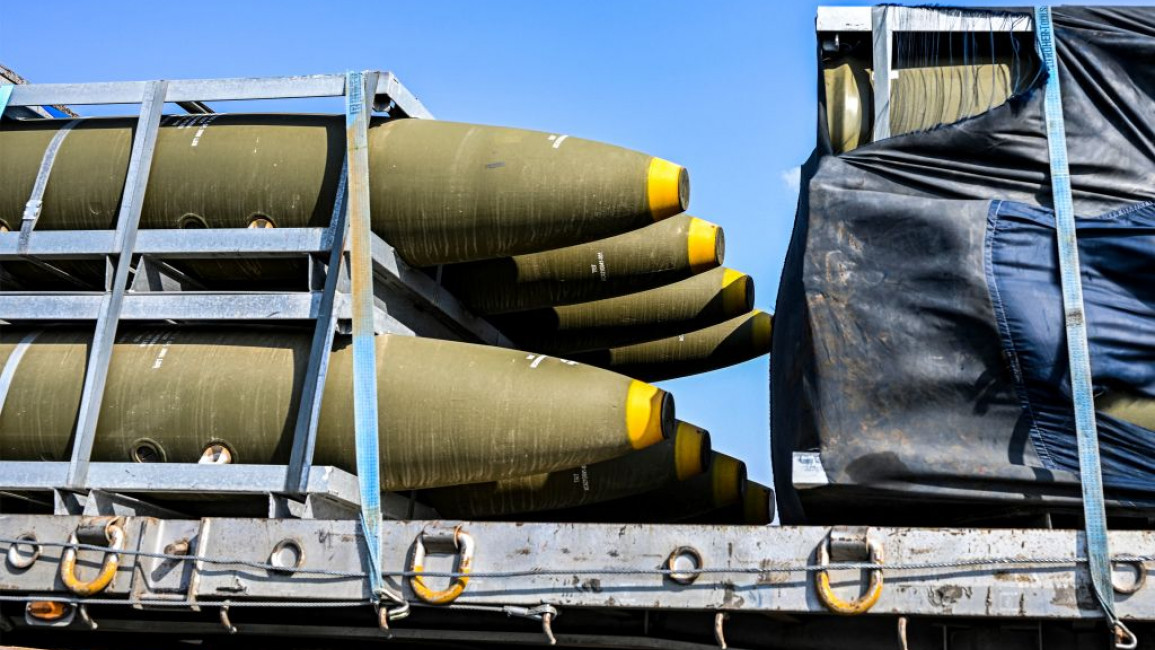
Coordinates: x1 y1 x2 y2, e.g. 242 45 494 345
0 116 688 267
824 55 1031 153
491 267 754 355
571 309 773 381
423 420 710 518
0 327 674 490
521 452 747 523
685 481 775 525
438 214 724 314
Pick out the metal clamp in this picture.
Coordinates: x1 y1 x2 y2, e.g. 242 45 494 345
814 535 884 615
219 603 237 634
60 518 126 597
714 611 729 649
1115 623 1139 650
506 604 559 646
375 595 411 630
409 528 475 605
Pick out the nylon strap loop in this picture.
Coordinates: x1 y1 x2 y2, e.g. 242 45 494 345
1034 7 1132 646
344 70 384 598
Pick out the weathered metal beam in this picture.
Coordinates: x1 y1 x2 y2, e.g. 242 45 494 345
0 518 1150 620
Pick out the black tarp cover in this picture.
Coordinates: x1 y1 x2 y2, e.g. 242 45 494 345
773 7 1155 524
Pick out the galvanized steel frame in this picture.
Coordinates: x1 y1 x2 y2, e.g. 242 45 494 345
0 72 508 514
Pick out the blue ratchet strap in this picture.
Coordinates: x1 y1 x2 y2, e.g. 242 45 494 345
344 70 385 599
1035 8 1135 648
0 85 13 121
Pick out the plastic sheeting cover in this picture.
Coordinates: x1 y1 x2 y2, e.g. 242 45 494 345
773 7 1155 524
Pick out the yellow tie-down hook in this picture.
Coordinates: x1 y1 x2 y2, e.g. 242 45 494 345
60 517 127 597
814 533 884 615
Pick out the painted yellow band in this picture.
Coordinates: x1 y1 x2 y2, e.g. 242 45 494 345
750 310 774 353
646 157 688 220
743 483 773 524
686 218 723 273
626 380 667 450
674 421 709 480
710 454 745 508
720 269 753 316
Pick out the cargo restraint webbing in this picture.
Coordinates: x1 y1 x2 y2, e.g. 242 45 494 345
344 70 406 618
1034 7 1134 648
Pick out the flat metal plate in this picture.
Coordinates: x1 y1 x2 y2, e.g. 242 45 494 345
1 518 1152 619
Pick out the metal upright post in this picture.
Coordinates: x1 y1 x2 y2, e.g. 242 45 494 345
345 70 386 596
0 84 13 119
870 6 893 142
67 80 168 488
287 163 350 494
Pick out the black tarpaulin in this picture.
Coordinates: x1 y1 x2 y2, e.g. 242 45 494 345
772 7 1155 524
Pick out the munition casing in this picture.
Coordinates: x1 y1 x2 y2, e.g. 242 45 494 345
424 420 710 518
824 56 1025 153
571 309 772 381
491 267 754 355
438 214 724 314
0 327 674 490
685 481 775 525
0 116 688 267
519 452 746 523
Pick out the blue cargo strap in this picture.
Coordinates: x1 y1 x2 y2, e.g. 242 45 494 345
344 70 387 606
1035 7 1135 649
0 85 13 120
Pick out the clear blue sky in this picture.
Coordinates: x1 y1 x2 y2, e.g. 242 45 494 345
2 1 1146 494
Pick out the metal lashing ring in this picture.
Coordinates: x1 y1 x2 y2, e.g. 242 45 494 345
409 528 474 605
1112 560 1148 595
7 533 41 570
60 519 126 597
665 546 704 585
269 539 305 575
814 537 884 615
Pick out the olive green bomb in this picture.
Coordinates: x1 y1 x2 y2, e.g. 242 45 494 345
571 309 773 381
0 116 689 267
490 267 754 355
518 452 747 523
0 328 674 490
437 214 724 315
685 481 775 525
423 420 711 518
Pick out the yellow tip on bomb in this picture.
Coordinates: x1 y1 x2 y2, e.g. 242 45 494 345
686 218 724 273
710 454 747 508
646 157 690 220
674 421 711 480
721 269 754 316
626 380 674 449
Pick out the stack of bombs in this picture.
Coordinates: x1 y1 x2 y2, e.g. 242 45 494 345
0 114 770 523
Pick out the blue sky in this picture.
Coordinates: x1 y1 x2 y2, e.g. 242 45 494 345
2 1 1146 496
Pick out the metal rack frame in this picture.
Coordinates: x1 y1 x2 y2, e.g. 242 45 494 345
816 5 1033 142
0 72 509 519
